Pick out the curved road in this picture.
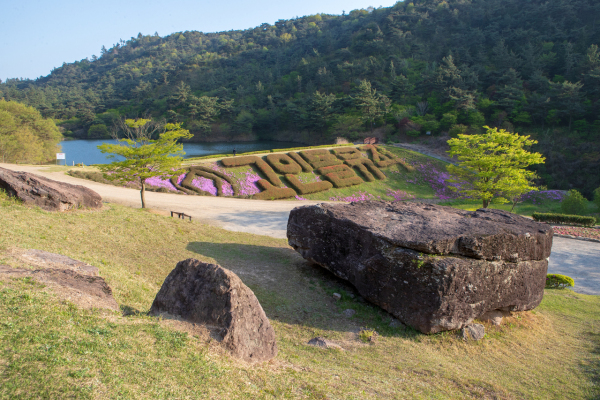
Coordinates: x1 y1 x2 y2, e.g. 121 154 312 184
2 163 598 295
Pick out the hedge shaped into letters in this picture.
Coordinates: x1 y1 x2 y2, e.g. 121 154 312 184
266 153 302 174
180 170 214 196
252 179 297 200
318 164 364 188
221 155 282 186
285 174 333 195
189 165 241 196
287 152 313 172
360 145 415 171
169 174 197 195
332 147 363 160
300 149 343 169
344 158 386 182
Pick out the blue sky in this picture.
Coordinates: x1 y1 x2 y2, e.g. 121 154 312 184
1 0 399 81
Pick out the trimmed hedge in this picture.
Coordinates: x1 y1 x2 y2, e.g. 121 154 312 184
300 149 343 169
288 152 313 172
180 171 213 196
221 155 282 186
361 145 402 168
532 212 596 227
318 164 364 188
169 175 196 195
332 147 363 160
285 174 333 195
345 158 386 182
545 274 575 289
252 179 297 200
189 165 241 196
266 153 302 174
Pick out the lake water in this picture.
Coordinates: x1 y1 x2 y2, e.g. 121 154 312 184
58 139 300 165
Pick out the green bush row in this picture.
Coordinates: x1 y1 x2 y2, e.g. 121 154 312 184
532 212 597 227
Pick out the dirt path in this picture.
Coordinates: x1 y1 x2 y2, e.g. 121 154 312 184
0 163 324 239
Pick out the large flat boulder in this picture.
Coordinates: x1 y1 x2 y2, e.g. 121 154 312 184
0 167 102 211
287 201 553 334
149 259 277 363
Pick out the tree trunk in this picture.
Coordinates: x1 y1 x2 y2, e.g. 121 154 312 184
140 179 146 209
482 199 489 208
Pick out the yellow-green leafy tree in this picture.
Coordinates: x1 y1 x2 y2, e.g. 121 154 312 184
97 119 192 208
447 126 545 209
0 99 62 164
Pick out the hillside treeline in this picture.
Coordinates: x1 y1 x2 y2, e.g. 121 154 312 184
1 0 599 195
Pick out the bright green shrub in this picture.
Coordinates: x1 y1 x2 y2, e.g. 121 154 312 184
545 274 575 289
345 158 386 182
560 189 588 215
285 174 333 195
406 130 420 137
265 153 302 174
532 212 596 227
318 165 363 188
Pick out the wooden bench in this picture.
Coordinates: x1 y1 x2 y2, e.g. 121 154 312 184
171 211 192 221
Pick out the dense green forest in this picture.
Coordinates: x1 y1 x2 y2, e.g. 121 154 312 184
1 0 599 195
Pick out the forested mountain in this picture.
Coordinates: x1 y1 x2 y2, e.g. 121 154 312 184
1 0 600 195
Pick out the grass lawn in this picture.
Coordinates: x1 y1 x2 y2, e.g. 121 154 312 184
0 192 598 399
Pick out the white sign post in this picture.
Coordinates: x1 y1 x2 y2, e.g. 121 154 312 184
56 153 65 165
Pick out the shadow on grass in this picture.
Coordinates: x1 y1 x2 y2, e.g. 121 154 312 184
185 240 421 339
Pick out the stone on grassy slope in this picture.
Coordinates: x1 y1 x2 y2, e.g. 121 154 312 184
0 167 102 211
149 259 277 363
287 201 552 334
0 266 118 311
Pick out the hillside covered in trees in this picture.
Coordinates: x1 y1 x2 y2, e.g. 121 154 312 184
1 0 599 195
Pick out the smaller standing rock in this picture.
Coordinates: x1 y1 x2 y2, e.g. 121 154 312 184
332 293 342 301
307 337 343 350
343 309 356 318
462 324 485 341
149 259 277 363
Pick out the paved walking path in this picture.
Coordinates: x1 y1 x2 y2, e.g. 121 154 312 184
548 237 600 295
2 163 598 295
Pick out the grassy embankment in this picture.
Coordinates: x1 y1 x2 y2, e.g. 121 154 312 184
0 192 598 399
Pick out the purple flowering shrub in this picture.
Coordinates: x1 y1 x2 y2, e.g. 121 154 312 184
145 175 179 192
518 190 567 204
399 162 468 200
386 189 415 202
330 191 381 202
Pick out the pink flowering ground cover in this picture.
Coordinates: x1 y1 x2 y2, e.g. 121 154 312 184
552 226 600 240
330 191 381 202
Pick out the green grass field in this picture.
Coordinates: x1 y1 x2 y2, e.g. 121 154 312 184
0 191 599 399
